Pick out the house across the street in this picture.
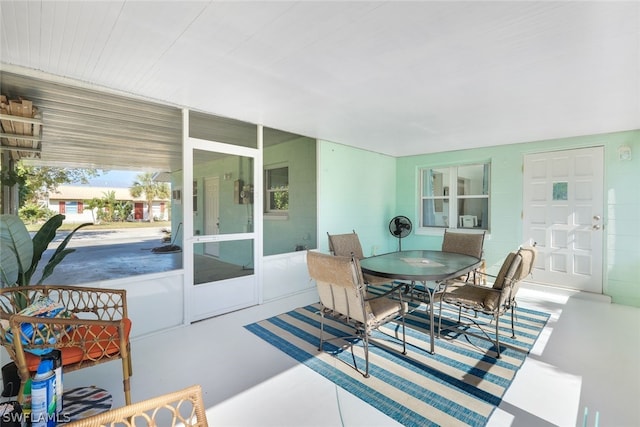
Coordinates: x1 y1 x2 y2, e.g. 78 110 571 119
49 185 169 223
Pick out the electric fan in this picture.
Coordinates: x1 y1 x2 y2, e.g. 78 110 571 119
389 215 412 251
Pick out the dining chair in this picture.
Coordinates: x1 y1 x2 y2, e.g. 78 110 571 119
306 251 408 378
327 231 391 287
441 229 486 284
437 245 537 358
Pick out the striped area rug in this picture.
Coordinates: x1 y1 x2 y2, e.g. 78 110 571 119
245 295 549 427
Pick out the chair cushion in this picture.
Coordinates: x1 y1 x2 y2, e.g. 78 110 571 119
444 285 501 312
442 231 484 258
369 297 408 321
492 252 522 290
328 233 365 259
24 318 132 372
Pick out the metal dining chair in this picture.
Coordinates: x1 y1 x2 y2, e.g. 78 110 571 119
327 231 391 288
307 251 408 378
438 246 537 358
441 229 486 284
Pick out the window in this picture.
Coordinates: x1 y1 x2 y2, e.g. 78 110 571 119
65 201 78 214
420 163 490 230
265 166 289 213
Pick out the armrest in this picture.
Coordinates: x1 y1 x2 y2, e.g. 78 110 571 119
365 282 407 301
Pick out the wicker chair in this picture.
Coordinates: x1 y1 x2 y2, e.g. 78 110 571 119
0 285 132 405
327 231 390 287
438 246 537 358
66 384 207 427
307 251 408 378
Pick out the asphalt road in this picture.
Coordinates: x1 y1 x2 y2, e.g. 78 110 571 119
34 227 182 285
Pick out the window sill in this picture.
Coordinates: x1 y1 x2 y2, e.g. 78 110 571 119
265 213 289 220
415 227 489 236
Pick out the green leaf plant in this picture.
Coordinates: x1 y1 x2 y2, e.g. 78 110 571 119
0 214 92 288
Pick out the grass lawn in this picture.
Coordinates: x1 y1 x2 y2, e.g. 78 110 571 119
26 220 172 232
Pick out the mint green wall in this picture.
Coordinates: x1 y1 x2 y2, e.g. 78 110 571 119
317 140 398 256
263 137 317 255
395 130 640 307
318 130 640 307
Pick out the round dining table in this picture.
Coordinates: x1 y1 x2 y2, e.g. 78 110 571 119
360 249 481 354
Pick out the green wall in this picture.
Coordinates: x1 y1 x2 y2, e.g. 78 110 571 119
317 140 398 256
263 137 317 256
319 130 640 307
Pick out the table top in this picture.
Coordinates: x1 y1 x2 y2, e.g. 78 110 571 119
360 249 481 282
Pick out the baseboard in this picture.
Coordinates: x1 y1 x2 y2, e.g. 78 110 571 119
521 281 612 304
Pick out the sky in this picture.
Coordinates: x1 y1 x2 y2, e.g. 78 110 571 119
87 170 142 188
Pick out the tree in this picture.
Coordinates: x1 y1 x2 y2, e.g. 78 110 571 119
129 172 169 222
1 163 100 215
85 197 104 224
101 190 117 222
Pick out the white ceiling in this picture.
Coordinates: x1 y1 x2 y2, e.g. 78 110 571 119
1 1 638 169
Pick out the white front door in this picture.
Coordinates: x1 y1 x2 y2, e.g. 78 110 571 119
523 147 604 293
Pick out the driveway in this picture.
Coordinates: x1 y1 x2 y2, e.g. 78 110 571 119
34 227 182 285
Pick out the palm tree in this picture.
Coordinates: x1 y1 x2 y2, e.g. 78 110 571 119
85 197 104 223
129 172 170 222
101 190 117 222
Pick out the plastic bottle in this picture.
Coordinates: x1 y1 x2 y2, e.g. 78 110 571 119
30 359 55 427
42 350 62 415
22 377 32 422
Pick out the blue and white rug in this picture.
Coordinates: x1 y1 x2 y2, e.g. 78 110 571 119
245 297 549 427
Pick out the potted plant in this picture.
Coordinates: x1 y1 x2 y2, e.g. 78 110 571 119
0 214 91 289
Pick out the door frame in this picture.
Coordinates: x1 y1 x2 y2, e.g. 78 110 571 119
182 110 263 322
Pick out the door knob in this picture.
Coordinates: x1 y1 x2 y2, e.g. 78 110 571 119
593 215 601 221
592 224 601 230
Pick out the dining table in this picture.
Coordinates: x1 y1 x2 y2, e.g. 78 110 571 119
359 249 481 354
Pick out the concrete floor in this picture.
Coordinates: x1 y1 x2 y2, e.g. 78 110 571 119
11 226 640 425
55 282 640 427
38 227 182 285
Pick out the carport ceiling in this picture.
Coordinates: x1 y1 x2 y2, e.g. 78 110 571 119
1 72 302 172
1 71 182 171
1 1 639 172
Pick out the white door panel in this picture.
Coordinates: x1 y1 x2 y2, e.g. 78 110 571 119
523 147 604 293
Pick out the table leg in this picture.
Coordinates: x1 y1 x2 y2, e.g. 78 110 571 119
408 281 437 354
426 283 435 354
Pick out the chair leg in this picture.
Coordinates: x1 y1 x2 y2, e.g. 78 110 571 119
122 358 132 405
401 316 407 355
121 338 132 405
510 306 517 339
363 330 370 378
495 316 501 359
15 364 30 405
437 299 443 338
17 380 25 405
318 311 325 351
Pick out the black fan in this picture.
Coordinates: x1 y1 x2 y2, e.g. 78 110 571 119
389 216 412 251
